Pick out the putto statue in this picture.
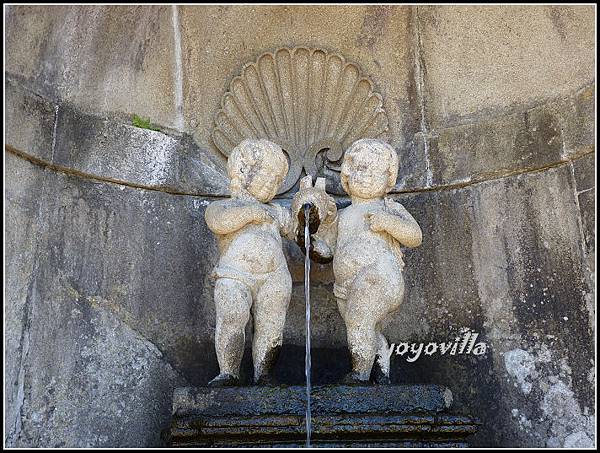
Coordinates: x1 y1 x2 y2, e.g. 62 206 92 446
204 136 422 386
204 139 296 386
293 139 423 384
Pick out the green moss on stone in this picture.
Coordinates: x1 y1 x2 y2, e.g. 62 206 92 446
132 114 161 132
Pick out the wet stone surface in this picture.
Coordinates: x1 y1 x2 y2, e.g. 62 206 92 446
169 385 479 447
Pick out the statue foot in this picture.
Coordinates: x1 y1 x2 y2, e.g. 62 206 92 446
208 373 240 387
373 372 391 385
371 361 391 385
341 372 371 386
254 373 278 386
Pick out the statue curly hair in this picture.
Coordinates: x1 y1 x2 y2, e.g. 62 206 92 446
340 139 399 195
227 139 289 197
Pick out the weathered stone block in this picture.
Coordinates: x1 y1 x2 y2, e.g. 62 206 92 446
52 106 181 186
18 300 184 447
5 153 49 446
50 104 229 196
572 152 595 193
391 134 430 191
418 5 595 129
5 5 179 129
5 78 56 162
5 155 188 447
427 106 563 187
553 85 595 158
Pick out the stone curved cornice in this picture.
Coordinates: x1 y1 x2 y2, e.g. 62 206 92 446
5 75 594 198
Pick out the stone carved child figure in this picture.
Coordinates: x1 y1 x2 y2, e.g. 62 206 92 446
297 139 423 384
205 139 296 386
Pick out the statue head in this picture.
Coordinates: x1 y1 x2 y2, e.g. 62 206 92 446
227 139 289 202
340 139 399 199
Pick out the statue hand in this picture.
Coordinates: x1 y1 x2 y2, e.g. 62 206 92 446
250 205 275 224
365 212 388 233
322 196 337 225
312 237 333 261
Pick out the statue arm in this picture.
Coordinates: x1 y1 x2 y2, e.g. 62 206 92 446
276 204 299 241
368 200 422 248
205 201 270 235
311 214 338 260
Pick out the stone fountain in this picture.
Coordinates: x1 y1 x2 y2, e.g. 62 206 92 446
167 140 479 447
168 48 479 447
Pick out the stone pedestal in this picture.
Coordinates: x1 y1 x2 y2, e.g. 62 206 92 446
168 385 480 447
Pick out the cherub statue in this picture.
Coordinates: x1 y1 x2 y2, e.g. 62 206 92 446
204 139 296 386
293 138 423 384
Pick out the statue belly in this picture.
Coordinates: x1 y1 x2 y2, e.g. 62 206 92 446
333 234 392 285
220 226 284 274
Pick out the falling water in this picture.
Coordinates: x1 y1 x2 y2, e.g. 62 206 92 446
303 204 312 448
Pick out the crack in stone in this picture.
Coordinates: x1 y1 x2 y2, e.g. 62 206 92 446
7 144 593 199
6 144 225 199
79 292 190 386
6 167 50 447
576 187 595 196
50 104 59 163
412 7 433 187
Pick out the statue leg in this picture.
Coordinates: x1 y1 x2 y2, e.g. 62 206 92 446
209 277 252 386
252 268 292 384
336 298 348 321
344 309 378 383
342 260 403 384
373 331 392 384
373 275 404 383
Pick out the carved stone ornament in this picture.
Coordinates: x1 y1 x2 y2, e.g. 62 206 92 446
211 47 389 194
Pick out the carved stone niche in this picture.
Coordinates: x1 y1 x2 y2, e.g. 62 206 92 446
211 47 389 195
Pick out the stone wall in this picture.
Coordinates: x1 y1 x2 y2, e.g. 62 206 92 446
5 5 595 447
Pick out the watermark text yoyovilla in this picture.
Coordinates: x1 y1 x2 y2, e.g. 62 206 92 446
387 328 488 362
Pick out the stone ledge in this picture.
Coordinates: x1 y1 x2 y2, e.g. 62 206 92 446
170 413 479 447
169 385 479 447
5 76 229 197
173 384 453 416
6 73 594 198
416 83 595 191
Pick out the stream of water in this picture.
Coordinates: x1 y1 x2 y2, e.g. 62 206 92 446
304 204 312 448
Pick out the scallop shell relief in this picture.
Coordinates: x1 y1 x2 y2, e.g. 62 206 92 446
211 47 389 194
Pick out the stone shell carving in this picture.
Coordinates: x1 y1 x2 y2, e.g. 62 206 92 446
211 47 389 194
